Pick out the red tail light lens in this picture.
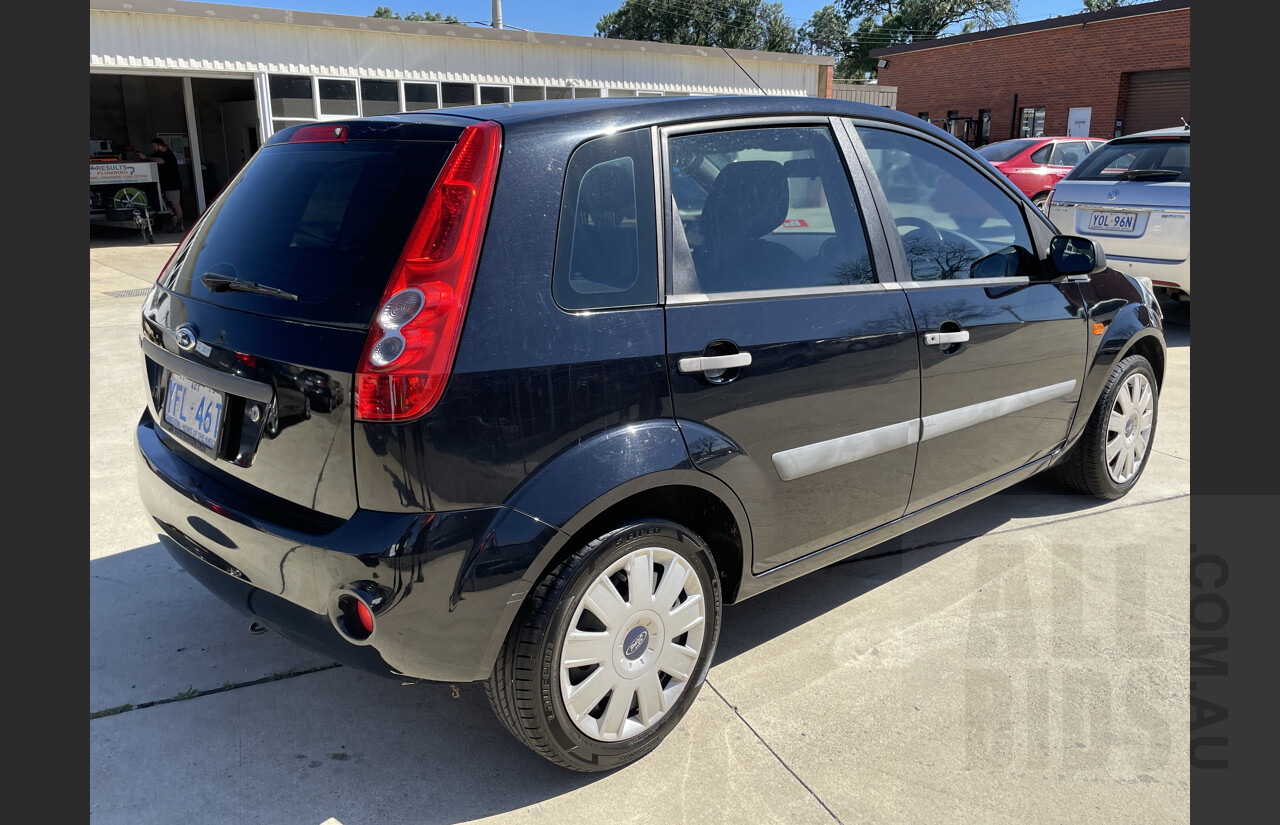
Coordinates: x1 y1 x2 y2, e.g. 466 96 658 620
354 120 502 422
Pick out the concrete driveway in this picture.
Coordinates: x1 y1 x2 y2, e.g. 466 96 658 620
90 225 1190 824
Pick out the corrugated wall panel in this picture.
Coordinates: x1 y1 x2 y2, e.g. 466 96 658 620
91 9 819 94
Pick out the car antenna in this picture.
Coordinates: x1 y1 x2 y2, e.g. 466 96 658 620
689 14 767 95
1180 117 1190 129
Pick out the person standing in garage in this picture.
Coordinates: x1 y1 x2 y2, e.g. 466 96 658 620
137 137 185 233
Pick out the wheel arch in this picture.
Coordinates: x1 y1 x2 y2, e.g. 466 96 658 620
464 421 752 680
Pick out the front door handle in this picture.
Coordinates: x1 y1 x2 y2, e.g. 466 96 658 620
924 331 970 346
678 352 753 373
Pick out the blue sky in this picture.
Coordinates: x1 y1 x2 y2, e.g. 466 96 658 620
212 1 1098 38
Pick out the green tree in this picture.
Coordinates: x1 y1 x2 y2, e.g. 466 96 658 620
370 6 460 23
1082 0 1132 10
840 0 1016 78
595 0 795 52
797 4 860 78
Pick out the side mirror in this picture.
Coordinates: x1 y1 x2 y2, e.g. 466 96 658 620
1047 235 1108 277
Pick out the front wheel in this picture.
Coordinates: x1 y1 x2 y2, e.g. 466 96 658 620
485 519 722 772
1032 192 1049 211
1054 354 1158 499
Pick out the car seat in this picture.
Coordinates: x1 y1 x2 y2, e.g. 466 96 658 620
695 160 805 292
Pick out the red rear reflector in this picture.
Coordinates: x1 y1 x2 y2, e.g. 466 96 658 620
354 120 502 422
1152 280 1178 287
289 124 348 143
355 600 375 635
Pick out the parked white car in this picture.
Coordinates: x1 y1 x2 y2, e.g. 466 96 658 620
1045 125 1190 301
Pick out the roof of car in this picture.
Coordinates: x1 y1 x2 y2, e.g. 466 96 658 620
394 94 932 134
1118 125 1191 139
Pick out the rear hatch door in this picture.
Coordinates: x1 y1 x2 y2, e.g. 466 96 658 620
139 118 468 519
1047 134 1190 262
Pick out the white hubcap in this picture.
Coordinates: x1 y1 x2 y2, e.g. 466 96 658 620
559 545 706 742
1105 372 1154 484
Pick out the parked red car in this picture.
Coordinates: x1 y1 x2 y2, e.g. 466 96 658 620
977 137 1105 209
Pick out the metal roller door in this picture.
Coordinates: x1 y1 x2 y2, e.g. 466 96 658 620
1124 69 1191 134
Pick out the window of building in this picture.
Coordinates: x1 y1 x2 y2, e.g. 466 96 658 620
442 82 476 108
546 86 573 100
514 85 545 102
573 87 602 98
360 80 401 116
404 82 439 111
918 112 929 121
479 85 511 105
269 74 314 119
318 79 358 116
1019 106 1046 138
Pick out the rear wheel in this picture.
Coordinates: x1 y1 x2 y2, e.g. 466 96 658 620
1055 354 1158 499
1032 192 1049 211
485 519 722 772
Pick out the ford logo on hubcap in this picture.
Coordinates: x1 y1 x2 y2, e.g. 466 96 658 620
175 324 198 352
623 626 649 660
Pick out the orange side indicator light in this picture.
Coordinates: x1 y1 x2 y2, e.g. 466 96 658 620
1092 323 1105 336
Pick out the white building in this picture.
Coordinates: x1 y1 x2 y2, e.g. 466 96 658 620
90 0 835 218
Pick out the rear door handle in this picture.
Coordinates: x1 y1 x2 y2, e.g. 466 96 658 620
924 331 970 346
678 353 753 373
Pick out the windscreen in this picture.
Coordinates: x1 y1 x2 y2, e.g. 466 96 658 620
159 139 455 327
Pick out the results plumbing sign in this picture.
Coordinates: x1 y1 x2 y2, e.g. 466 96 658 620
89 162 158 185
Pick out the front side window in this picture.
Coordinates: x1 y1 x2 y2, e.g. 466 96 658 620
855 126 1034 282
666 125 875 293
552 130 658 311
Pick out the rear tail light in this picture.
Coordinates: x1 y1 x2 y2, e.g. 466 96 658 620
354 120 502 422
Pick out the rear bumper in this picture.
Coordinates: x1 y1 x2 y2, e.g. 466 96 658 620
1099 252 1190 295
135 411 557 683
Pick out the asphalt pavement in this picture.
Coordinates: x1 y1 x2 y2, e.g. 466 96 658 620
90 224 1191 825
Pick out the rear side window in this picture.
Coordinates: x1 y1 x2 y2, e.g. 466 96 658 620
553 129 658 311
1029 145 1051 164
1069 137 1190 182
160 140 455 327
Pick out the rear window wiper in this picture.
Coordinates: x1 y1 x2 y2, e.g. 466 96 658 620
1122 168 1183 181
200 273 299 301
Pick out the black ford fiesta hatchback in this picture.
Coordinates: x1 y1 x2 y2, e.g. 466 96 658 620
135 95 1165 772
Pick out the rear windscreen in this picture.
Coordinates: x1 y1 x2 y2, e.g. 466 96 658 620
160 140 455 327
1067 137 1190 183
976 139 1038 163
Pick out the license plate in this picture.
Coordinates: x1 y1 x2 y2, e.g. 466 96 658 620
164 373 225 451
1087 210 1138 233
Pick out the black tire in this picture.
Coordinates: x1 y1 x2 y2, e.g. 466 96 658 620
1032 192 1049 211
1055 354 1158 499
485 519 722 772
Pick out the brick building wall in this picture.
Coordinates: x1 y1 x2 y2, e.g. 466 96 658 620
872 4 1190 142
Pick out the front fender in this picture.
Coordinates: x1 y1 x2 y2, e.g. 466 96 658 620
1065 281 1165 448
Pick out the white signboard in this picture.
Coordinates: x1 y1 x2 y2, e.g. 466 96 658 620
89 162 159 185
1067 107 1093 137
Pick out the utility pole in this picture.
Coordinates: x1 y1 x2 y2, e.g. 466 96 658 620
492 0 503 29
